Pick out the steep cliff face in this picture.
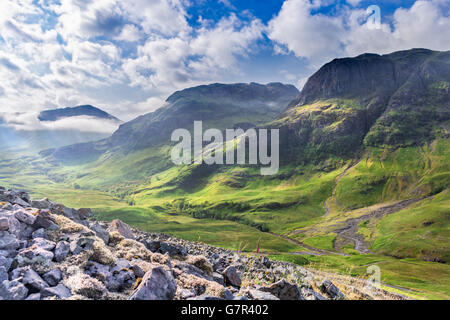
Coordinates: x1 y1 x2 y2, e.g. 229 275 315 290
274 49 450 164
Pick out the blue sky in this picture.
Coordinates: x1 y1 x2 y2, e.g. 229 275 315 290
0 0 449 132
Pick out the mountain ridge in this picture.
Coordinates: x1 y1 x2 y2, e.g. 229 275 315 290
38 105 121 122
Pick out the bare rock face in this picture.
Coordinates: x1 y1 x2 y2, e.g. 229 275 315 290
107 219 135 240
129 266 177 300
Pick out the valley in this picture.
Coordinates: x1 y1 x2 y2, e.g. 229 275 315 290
1 49 449 300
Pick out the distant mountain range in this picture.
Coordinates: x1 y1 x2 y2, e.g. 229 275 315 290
0 105 121 156
38 105 120 122
1 49 449 298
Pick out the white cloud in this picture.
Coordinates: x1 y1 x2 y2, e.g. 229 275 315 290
1 111 120 134
268 0 450 68
0 0 264 125
346 0 362 6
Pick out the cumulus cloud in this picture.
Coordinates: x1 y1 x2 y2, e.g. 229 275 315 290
0 0 448 131
0 0 264 125
268 0 450 68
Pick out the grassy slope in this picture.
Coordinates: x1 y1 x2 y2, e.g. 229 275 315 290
1 137 448 299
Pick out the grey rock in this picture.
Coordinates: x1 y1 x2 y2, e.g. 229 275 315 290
23 268 49 291
32 210 59 230
129 262 145 278
107 219 135 240
0 255 13 271
4 216 21 237
302 287 326 300
78 208 92 220
320 279 344 300
25 293 41 300
41 284 72 299
0 266 7 283
0 218 9 231
159 242 187 257
70 236 95 255
90 222 109 244
12 196 30 207
129 266 177 300
246 289 280 300
54 241 70 262
0 231 19 250
0 279 29 300
43 269 62 287
212 272 224 285
17 245 54 267
222 266 241 287
31 228 48 239
31 238 56 251
14 210 36 225
143 240 160 252
187 295 224 300
173 261 212 281
85 261 112 282
30 198 52 210
260 279 304 300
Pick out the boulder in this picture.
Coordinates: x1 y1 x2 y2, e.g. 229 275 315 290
43 269 62 287
17 245 54 268
212 272 224 285
14 210 36 225
31 228 48 239
187 295 225 300
32 210 58 230
320 279 344 300
30 198 52 210
246 289 279 300
25 293 41 300
54 241 70 262
0 266 7 283
0 218 9 231
70 236 95 255
90 222 109 244
302 287 326 300
22 268 49 291
41 284 72 299
78 208 92 220
0 279 29 300
260 279 304 300
107 220 135 240
31 238 56 251
129 266 177 300
0 255 13 271
0 231 19 250
159 242 187 257
222 266 241 287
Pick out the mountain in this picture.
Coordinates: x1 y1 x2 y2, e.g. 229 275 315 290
0 105 121 157
273 48 450 163
1 49 449 299
38 105 120 122
47 82 299 161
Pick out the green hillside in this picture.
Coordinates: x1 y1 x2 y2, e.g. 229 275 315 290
1 49 449 299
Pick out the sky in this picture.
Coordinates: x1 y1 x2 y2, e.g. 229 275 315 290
0 0 449 133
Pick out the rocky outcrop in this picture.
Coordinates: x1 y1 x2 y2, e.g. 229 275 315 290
0 187 406 300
